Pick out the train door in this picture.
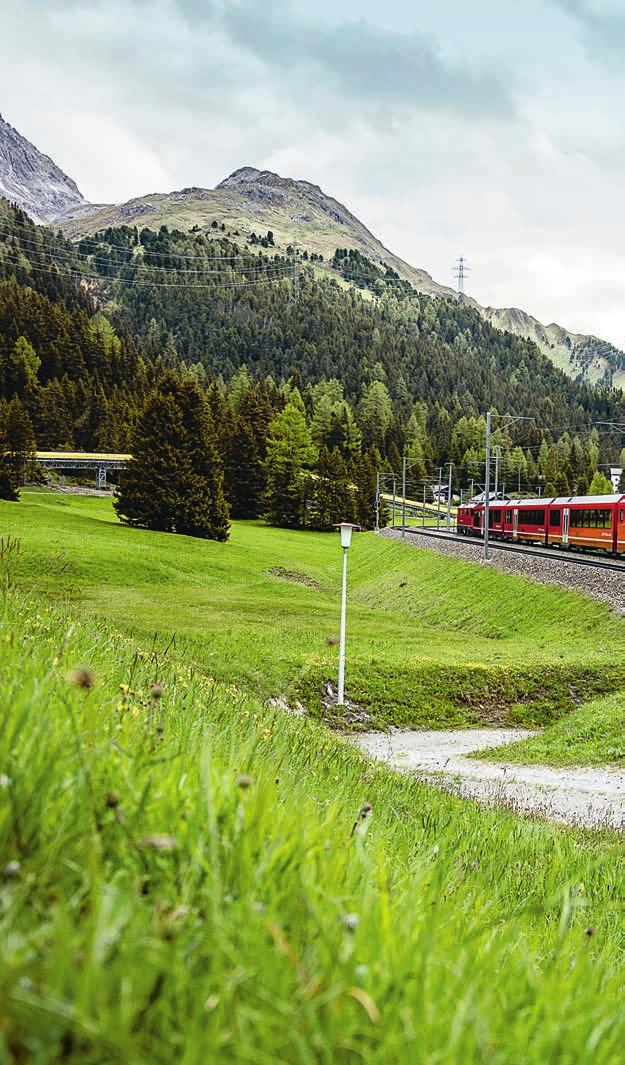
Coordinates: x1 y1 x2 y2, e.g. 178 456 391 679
512 509 518 540
562 508 569 546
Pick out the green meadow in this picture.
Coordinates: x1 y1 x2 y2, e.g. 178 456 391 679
3 491 625 729
3 491 625 1061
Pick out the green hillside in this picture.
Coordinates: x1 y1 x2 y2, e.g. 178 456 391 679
3 494 625 1061
4 492 625 728
58 168 454 299
58 166 625 388
2 197 625 498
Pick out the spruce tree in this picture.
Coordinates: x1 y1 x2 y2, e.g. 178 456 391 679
0 407 19 501
115 390 189 532
5 399 35 484
115 373 229 540
222 410 265 518
308 447 356 531
164 375 229 541
354 449 389 529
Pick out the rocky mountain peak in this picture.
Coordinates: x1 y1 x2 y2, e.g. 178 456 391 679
216 165 361 228
0 112 86 223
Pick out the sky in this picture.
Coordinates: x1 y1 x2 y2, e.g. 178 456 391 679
1 0 625 345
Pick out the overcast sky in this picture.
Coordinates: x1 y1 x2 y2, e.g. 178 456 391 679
2 0 625 345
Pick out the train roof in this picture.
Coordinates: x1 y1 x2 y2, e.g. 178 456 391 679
551 494 624 505
461 494 625 509
509 497 547 507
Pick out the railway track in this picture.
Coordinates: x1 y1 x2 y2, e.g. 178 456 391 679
397 526 625 574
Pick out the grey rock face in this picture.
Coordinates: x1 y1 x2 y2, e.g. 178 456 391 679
217 166 356 227
0 113 86 223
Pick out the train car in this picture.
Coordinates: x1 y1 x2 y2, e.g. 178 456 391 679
457 493 625 555
507 498 549 544
456 501 481 535
546 495 625 552
457 499 510 539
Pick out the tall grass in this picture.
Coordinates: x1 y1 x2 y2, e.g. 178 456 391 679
2 590 625 1061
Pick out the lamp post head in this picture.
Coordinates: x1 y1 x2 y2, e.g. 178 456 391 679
335 522 359 549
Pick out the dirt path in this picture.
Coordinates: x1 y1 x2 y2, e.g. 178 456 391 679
353 729 625 830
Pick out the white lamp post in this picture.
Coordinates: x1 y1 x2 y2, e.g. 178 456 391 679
335 523 359 706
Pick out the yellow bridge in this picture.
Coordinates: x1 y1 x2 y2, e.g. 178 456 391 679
36 452 130 489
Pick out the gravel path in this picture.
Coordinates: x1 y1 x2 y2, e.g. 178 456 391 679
354 728 625 830
381 527 625 612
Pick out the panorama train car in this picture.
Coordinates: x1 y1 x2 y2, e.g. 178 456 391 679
457 494 625 554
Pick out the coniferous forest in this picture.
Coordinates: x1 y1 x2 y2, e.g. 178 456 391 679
1 197 625 532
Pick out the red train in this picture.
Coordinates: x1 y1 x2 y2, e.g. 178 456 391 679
456 494 625 554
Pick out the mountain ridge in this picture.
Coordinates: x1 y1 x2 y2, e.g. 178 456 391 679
1 111 622 386
0 113 85 223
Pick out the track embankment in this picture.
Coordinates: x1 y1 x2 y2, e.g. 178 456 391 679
381 528 625 613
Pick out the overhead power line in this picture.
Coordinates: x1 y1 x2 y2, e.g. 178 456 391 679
0 223 284 273
0 211 274 262
0 246 291 291
0 234 290 282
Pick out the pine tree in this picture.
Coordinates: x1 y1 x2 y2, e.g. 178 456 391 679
588 470 614 495
13 336 41 384
308 447 356 531
5 398 35 484
360 380 393 450
115 373 229 540
222 410 265 519
264 403 317 528
0 404 20 500
353 449 390 529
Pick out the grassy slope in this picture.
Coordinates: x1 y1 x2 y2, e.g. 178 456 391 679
4 568 625 1060
3 492 625 729
60 190 452 298
480 692 625 766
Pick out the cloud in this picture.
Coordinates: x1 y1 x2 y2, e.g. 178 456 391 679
216 0 515 120
3 0 625 347
552 0 625 62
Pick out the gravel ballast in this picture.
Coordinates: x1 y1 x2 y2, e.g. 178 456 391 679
381 527 625 613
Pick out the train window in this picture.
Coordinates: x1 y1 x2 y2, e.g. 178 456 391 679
505 510 512 523
490 510 501 524
550 510 561 527
570 508 612 529
621 509 624 523
518 509 545 526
